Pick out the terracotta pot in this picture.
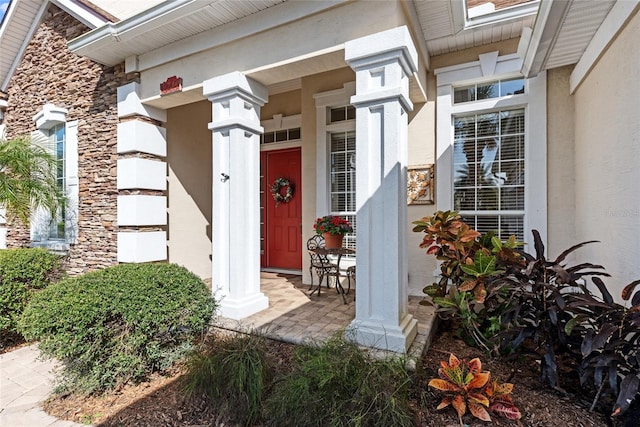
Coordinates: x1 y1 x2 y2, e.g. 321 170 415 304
323 232 344 249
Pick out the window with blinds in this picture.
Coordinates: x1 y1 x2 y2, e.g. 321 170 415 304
330 130 356 250
453 108 525 240
50 123 66 239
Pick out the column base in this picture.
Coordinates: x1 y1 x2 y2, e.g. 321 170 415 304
347 313 418 353
218 292 269 320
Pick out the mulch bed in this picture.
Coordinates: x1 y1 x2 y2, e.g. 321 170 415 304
38 331 633 426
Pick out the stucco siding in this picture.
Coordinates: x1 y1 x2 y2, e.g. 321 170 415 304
136 1 410 100
546 66 576 258
573 10 640 299
166 101 213 279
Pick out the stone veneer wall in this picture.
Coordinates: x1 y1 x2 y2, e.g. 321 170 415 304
3 5 134 274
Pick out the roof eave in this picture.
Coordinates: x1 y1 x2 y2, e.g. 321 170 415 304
520 0 571 78
68 0 210 66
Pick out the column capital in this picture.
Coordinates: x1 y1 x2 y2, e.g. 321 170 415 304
345 26 417 112
203 71 268 106
345 26 418 77
205 72 268 135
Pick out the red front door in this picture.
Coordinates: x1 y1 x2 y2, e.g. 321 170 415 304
262 148 302 270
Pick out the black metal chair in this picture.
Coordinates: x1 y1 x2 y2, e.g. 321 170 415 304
307 235 339 295
346 265 356 296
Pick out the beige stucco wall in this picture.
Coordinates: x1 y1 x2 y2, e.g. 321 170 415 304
572 10 640 299
262 90 302 118
166 100 213 279
546 66 576 257
407 72 437 295
137 1 418 100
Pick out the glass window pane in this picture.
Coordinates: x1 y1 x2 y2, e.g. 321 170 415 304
331 133 346 152
500 109 525 135
454 85 475 103
477 113 498 136
454 116 476 139
275 130 287 142
476 82 497 100
346 106 355 120
500 135 525 161
500 78 525 96
289 128 301 140
330 107 346 123
263 132 275 144
501 186 525 210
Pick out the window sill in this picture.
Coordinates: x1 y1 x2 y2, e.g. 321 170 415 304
30 240 70 255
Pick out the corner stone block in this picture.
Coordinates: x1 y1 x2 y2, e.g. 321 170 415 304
117 120 167 157
117 231 167 263
117 195 167 226
117 158 167 190
117 82 167 122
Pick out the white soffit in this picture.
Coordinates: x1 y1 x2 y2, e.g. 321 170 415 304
0 0 109 92
412 0 538 57
0 0 45 91
544 0 616 69
521 0 618 78
70 0 347 67
88 0 165 21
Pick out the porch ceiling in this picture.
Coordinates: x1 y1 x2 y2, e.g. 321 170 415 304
413 0 538 57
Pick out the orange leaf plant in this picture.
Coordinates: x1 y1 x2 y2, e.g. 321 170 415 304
428 353 521 425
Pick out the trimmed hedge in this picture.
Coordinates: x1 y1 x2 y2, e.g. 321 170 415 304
0 248 63 334
19 263 216 394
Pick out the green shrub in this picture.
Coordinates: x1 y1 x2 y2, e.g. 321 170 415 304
265 335 414 427
19 263 216 394
0 248 63 334
183 333 273 426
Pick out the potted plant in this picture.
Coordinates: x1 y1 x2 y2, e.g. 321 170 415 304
313 215 353 248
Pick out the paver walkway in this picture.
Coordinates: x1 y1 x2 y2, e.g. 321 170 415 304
0 345 87 427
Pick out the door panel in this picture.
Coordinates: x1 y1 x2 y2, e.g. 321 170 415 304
263 148 302 269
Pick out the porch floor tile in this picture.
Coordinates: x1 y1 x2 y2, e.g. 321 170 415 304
215 272 437 367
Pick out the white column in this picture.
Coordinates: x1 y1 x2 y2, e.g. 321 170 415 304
345 26 418 353
203 72 269 319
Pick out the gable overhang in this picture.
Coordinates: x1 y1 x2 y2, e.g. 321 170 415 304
68 0 347 69
0 0 110 92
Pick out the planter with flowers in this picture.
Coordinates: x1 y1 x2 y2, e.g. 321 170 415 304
313 215 353 248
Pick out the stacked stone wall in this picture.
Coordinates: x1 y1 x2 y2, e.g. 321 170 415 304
4 5 134 274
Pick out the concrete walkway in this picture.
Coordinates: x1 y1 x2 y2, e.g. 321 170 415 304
0 345 85 427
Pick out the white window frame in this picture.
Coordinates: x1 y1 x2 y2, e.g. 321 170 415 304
31 104 79 250
313 82 357 261
435 52 547 245
313 82 356 218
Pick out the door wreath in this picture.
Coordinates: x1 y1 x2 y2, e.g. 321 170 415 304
271 177 295 205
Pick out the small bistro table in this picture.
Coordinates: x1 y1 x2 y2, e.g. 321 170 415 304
308 247 355 304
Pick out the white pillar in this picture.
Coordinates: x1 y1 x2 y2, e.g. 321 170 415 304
345 26 418 353
203 72 269 319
